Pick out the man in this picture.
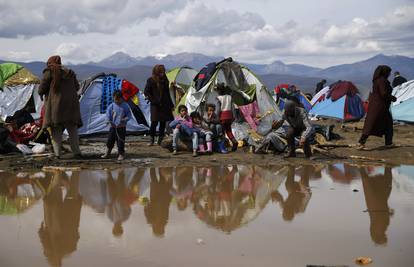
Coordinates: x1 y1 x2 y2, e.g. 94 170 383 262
392 71 407 88
315 79 326 94
273 100 314 158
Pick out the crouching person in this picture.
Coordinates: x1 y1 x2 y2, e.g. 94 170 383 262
102 91 132 161
202 104 227 153
272 100 314 158
169 105 199 157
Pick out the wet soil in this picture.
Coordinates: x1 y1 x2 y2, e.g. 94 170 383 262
0 121 413 171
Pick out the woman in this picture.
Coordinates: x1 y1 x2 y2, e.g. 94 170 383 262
144 64 174 145
358 65 397 149
38 55 82 158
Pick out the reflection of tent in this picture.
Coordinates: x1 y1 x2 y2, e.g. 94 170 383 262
273 84 312 111
0 63 42 120
310 81 365 121
179 58 282 135
391 80 414 123
77 73 150 135
327 163 360 184
0 179 43 215
166 66 198 106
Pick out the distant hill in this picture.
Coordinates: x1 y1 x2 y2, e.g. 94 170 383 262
2 53 413 98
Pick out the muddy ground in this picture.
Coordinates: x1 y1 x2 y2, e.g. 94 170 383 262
1 120 413 171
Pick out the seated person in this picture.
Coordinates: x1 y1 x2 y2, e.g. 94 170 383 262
272 100 314 158
169 105 199 157
191 111 214 155
202 104 227 153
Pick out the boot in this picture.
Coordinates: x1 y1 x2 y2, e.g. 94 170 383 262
148 136 155 146
198 144 206 154
217 140 227 154
231 139 238 152
304 142 312 158
157 135 163 146
206 142 213 154
192 149 198 157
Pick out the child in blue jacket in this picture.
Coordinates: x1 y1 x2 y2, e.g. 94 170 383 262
102 91 132 161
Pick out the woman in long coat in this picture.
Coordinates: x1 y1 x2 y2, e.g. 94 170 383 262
144 65 174 145
358 65 397 149
38 55 82 158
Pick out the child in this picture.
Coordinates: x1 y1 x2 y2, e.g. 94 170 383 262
169 105 199 157
191 111 213 154
102 91 132 161
202 103 227 153
216 84 238 151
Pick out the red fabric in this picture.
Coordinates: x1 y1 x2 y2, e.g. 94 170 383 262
9 122 40 144
221 119 235 141
198 73 205 79
121 79 139 101
219 110 233 121
274 84 289 95
328 81 359 101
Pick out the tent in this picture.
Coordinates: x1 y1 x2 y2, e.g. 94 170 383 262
0 63 42 121
309 80 365 121
77 73 150 135
179 58 283 136
391 80 414 123
166 66 198 106
273 83 312 111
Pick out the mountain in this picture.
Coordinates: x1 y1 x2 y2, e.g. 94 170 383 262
246 60 321 76
90 51 141 68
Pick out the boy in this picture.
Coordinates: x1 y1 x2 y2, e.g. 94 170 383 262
102 91 132 161
216 84 238 152
169 105 199 157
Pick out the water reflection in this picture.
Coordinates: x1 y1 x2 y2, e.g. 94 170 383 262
0 163 411 266
360 166 393 245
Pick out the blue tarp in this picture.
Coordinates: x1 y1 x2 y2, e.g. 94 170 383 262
392 97 414 123
310 96 345 120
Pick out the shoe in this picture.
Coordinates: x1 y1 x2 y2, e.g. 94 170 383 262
148 137 155 146
217 140 228 154
231 140 238 152
117 154 125 161
356 143 365 150
206 142 213 154
101 150 110 159
172 149 177 155
384 143 396 148
192 150 198 157
283 152 296 158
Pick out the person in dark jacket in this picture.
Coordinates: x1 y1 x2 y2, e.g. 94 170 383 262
315 79 326 94
144 65 174 146
392 71 407 88
38 55 82 158
358 65 397 149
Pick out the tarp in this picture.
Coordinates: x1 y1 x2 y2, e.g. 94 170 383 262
0 63 23 88
0 84 42 120
392 80 414 123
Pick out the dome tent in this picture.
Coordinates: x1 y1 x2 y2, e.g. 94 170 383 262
178 58 283 135
166 66 198 106
391 80 414 123
77 73 150 135
0 63 42 120
310 80 365 121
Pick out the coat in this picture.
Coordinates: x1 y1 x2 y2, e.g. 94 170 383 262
38 67 82 128
362 77 394 137
144 77 174 122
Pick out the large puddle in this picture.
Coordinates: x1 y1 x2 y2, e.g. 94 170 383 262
0 164 413 267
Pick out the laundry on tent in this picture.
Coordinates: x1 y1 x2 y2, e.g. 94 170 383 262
77 73 150 136
391 80 414 123
309 80 365 122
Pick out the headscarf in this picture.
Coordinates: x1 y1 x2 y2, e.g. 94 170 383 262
372 65 391 82
152 64 166 84
46 55 62 92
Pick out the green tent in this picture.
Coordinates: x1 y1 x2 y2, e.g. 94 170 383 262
0 63 23 88
166 66 198 106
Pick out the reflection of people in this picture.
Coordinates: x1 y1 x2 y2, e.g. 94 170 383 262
106 170 132 237
272 166 311 221
38 171 82 267
144 168 173 237
360 166 393 245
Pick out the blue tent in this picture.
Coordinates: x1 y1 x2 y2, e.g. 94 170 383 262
391 80 414 123
309 94 365 121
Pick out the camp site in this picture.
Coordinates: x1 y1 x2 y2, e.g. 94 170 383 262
1 1 414 267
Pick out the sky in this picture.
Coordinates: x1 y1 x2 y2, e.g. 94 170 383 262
0 0 413 67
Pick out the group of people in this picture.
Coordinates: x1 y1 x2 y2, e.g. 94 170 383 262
36 54 406 161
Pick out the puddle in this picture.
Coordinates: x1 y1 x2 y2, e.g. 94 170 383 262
0 164 413 267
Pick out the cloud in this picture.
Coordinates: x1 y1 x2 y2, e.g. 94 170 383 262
164 2 265 37
54 43 98 62
147 28 161 37
0 0 187 38
0 51 32 61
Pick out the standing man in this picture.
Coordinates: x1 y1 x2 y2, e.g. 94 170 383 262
315 79 327 94
392 71 407 87
272 100 314 158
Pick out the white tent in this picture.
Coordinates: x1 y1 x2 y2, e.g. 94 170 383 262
78 74 150 135
392 80 414 123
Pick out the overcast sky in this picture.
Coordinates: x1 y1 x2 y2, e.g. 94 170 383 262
0 0 413 67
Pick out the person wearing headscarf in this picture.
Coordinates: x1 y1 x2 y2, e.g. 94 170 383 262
272 100 314 158
144 65 174 146
392 71 407 88
358 65 397 149
315 79 327 95
38 55 82 158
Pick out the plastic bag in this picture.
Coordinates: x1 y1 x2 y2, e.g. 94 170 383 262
16 144 32 155
32 143 46 154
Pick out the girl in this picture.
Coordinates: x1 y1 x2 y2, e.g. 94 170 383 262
216 84 238 152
